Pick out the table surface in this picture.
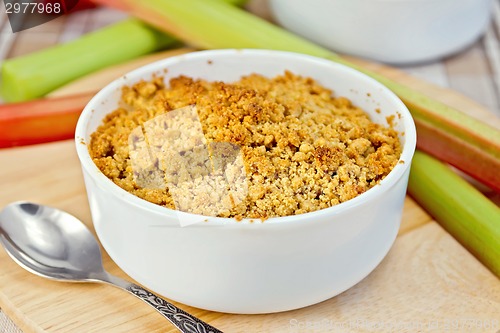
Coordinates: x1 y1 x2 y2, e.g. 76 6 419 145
1 1 500 332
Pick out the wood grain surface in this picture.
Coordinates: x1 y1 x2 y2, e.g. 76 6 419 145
0 49 499 332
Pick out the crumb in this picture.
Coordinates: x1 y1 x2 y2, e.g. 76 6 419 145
386 114 396 127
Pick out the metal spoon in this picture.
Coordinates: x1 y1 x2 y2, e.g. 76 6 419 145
0 202 222 333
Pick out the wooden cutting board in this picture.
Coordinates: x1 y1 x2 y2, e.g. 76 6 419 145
1 50 499 333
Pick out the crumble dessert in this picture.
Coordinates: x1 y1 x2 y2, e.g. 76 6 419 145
89 72 401 220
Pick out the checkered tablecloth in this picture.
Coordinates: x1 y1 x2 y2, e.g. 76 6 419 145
1 1 499 332
0 312 22 333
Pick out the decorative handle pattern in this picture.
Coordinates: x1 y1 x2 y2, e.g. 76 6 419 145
127 284 223 333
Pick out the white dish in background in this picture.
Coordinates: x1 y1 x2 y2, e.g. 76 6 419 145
75 49 416 314
269 0 494 64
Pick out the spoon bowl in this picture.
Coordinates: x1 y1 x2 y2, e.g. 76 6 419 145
0 201 221 333
0 202 104 281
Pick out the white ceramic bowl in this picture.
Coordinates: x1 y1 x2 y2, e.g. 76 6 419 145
75 49 416 314
269 0 494 64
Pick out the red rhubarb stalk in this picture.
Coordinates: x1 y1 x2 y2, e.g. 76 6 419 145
0 93 94 148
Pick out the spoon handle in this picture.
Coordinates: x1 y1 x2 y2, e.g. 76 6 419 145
101 272 223 333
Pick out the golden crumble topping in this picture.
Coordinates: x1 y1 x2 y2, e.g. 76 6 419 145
89 72 401 220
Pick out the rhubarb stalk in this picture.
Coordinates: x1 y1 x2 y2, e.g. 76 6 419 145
0 92 94 147
408 151 500 277
0 19 176 102
0 0 248 103
91 0 500 192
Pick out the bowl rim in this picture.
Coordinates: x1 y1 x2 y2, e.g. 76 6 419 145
75 49 416 226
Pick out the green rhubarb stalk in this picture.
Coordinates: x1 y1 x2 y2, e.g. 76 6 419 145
92 0 500 192
408 151 500 277
94 0 333 57
0 0 248 103
0 19 176 102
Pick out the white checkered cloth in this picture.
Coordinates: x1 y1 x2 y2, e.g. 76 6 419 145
0 311 22 333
